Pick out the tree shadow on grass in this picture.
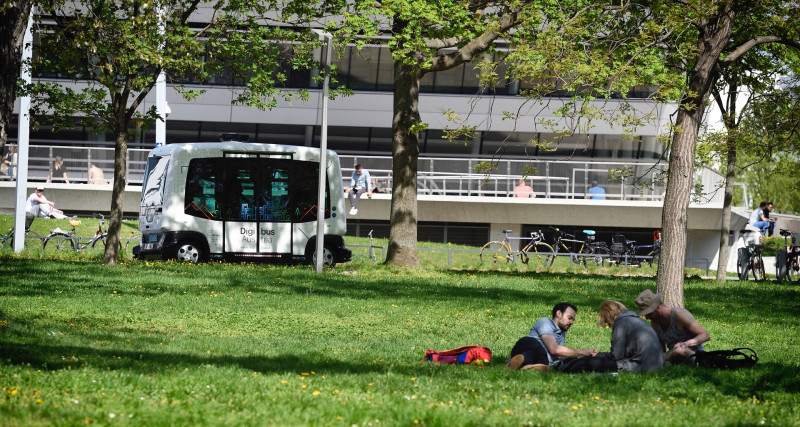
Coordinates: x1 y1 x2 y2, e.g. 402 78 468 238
3 337 796 403
0 339 421 377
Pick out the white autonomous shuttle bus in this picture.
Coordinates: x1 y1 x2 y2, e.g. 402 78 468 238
135 140 351 265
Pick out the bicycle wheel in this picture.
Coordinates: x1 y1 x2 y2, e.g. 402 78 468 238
751 252 766 281
480 241 512 263
736 247 749 281
646 248 660 268
124 234 141 254
524 242 554 268
92 234 123 253
543 246 561 268
776 249 787 281
584 246 609 268
43 233 75 251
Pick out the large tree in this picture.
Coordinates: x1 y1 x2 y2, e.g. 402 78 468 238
320 0 678 267
648 0 800 306
699 68 798 282
0 0 33 151
24 0 312 264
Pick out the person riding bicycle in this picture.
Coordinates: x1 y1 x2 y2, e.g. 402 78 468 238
26 186 71 219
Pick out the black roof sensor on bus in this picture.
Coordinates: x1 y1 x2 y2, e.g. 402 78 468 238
219 133 249 142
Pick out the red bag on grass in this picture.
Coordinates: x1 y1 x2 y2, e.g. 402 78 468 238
423 346 492 365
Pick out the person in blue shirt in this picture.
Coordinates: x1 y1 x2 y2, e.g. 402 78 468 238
345 164 372 215
506 302 597 372
586 181 606 200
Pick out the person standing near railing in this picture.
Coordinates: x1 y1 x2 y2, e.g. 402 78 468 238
763 202 776 237
2 145 17 180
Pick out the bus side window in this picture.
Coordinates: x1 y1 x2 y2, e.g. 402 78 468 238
220 166 254 221
185 159 219 220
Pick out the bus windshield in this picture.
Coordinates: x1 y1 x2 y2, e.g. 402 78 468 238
141 155 170 207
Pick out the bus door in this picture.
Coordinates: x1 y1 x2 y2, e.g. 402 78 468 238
220 152 294 256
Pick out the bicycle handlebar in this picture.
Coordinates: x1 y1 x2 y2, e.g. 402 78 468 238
547 226 573 239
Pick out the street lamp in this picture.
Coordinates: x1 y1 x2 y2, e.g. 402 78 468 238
13 8 34 253
311 28 332 274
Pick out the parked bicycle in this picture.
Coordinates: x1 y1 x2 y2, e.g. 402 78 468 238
776 229 800 282
0 217 43 249
633 231 661 268
545 227 609 268
610 230 661 267
43 214 118 252
123 230 142 254
480 229 554 267
737 229 765 281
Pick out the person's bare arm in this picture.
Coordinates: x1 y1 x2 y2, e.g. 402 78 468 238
32 195 53 205
540 334 596 358
673 308 710 348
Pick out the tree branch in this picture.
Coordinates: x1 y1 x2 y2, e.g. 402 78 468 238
427 11 518 72
721 35 800 65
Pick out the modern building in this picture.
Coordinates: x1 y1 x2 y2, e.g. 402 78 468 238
7 18 777 271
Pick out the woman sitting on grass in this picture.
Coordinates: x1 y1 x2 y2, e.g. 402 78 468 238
558 300 664 373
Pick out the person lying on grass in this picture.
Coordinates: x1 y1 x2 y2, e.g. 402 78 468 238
506 302 597 372
555 300 664 373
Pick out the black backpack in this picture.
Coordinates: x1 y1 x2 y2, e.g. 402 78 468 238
694 348 758 369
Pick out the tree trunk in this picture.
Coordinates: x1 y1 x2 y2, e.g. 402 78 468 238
657 7 735 307
385 56 421 267
0 1 33 150
103 129 128 264
715 136 737 282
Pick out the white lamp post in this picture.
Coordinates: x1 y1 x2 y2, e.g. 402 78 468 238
13 8 34 253
311 28 332 273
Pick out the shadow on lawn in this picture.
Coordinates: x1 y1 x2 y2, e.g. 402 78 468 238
0 339 420 376
2 338 798 400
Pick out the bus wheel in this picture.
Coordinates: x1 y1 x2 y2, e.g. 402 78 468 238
175 241 204 263
312 246 336 268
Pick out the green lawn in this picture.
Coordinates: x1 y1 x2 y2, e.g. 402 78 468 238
1 235 799 425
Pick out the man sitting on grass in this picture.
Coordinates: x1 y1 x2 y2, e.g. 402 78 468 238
506 302 597 372
634 289 710 358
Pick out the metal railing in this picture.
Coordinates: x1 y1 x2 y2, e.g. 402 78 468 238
2 145 725 204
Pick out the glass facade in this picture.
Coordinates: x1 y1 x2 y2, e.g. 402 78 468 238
22 38 666 161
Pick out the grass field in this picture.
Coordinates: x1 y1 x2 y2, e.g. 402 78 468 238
1 228 799 425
